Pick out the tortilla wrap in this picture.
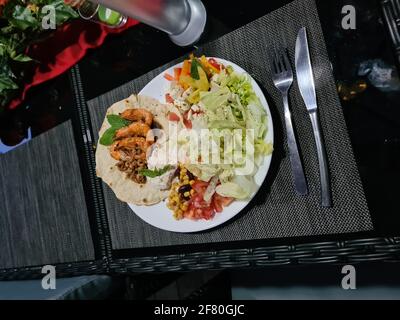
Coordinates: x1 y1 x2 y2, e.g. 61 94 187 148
96 94 178 206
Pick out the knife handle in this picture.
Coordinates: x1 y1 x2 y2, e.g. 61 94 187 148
309 111 332 208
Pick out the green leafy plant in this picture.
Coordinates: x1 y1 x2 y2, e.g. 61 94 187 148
0 0 78 110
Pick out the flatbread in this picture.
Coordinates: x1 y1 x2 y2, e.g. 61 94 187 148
96 95 177 206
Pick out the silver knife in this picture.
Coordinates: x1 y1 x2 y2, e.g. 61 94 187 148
295 27 332 208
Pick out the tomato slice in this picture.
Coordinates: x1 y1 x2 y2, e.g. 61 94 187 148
185 208 195 220
164 73 174 81
208 58 222 72
165 93 174 104
183 119 192 129
187 204 212 220
183 111 192 129
212 196 223 213
168 112 180 122
214 193 234 207
184 179 231 220
212 193 233 213
190 194 205 208
192 180 209 194
194 209 203 219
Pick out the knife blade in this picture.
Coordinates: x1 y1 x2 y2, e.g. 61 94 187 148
295 27 332 208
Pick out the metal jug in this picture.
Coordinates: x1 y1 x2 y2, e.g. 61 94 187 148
91 0 207 46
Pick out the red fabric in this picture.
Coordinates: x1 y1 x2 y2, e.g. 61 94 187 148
8 18 139 110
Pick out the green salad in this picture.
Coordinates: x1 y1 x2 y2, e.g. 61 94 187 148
164 56 273 203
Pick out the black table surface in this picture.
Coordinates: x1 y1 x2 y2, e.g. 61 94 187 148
1 0 399 248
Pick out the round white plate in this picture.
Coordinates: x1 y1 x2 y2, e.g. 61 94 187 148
128 58 274 233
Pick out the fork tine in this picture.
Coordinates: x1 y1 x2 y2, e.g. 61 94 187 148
273 49 281 73
274 49 283 73
278 50 285 72
282 50 291 72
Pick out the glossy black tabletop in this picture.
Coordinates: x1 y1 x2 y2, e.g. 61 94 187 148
1 0 399 239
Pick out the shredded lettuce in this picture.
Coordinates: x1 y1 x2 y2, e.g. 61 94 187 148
215 175 258 199
220 71 260 107
215 182 247 199
200 87 231 111
187 68 273 200
185 164 219 182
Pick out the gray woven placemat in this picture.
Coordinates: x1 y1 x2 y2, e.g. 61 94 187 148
0 121 95 269
87 0 372 250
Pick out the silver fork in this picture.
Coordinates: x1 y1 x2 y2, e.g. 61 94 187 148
272 49 308 196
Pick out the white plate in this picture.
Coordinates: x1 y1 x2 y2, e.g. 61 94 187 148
128 58 274 233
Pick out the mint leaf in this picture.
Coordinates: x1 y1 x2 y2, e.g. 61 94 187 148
99 115 131 146
107 114 131 128
139 165 173 178
99 127 117 146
